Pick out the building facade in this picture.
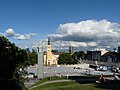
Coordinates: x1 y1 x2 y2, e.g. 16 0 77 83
101 52 119 62
86 51 101 61
44 38 58 66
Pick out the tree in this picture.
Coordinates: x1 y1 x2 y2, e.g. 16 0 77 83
58 53 77 64
58 53 67 64
78 51 86 60
26 52 37 65
72 52 79 64
0 36 27 90
58 51 86 65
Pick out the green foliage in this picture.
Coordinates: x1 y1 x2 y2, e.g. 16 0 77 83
78 51 86 59
72 51 86 60
58 53 71 64
58 51 86 65
0 79 27 90
58 53 76 64
26 52 37 66
0 36 28 90
31 81 120 90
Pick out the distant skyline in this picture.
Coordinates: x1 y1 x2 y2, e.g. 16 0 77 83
0 0 120 51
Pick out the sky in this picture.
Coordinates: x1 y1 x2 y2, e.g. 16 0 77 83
0 0 120 51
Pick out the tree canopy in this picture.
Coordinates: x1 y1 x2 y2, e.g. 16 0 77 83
0 36 27 90
58 53 78 64
26 51 37 65
58 51 86 65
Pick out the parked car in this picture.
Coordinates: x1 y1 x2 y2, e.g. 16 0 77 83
27 72 35 78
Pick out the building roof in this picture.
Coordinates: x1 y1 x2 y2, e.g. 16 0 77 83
102 51 118 56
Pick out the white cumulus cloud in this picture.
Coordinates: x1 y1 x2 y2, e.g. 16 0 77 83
14 33 37 40
1 28 38 40
49 19 120 41
49 19 120 49
4 28 15 37
14 34 30 40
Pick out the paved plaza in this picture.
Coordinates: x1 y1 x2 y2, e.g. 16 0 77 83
26 63 114 78
25 63 115 88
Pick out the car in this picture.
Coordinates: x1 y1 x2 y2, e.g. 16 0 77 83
27 72 35 78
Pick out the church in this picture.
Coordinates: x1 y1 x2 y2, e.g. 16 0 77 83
44 38 58 66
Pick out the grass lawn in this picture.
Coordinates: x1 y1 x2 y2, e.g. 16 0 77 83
29 76 120 90
30 81 120 90
31 76 67 87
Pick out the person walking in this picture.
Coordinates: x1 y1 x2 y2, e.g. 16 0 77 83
99 74 105 84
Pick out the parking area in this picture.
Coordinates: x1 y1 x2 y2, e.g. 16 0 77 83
26 63 114 78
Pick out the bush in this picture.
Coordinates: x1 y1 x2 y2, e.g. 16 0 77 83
0 79 28 90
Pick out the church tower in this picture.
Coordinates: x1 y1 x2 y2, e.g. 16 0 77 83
44 38 58 66
46 38 53 65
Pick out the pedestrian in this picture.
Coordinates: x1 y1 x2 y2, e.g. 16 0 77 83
113 73 120 81
99 74 105 84
67 74 69 79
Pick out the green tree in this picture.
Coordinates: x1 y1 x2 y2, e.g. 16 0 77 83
27 52 37 65
58 53 67 64
78 51 86 60
72 52 79 64
58 51 86 65
58 53 77 64
0 36 27 90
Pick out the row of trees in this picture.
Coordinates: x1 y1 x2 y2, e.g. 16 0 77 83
0 36 37 90
58 51 86 64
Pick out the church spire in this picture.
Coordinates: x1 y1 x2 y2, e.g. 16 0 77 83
48 38 50 45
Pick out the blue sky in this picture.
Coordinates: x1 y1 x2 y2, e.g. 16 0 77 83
0 0 120 51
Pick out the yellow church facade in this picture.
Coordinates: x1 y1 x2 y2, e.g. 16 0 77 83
44 39 58 66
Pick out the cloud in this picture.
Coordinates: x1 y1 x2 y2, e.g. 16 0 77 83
14 33 38 40
14 34 29 40
2 28 38 40
52 41 97 49
4 28 15 37
49 19 120 41
49 19 120 49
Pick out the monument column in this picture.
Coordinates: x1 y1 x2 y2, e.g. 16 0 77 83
37 44 44 79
